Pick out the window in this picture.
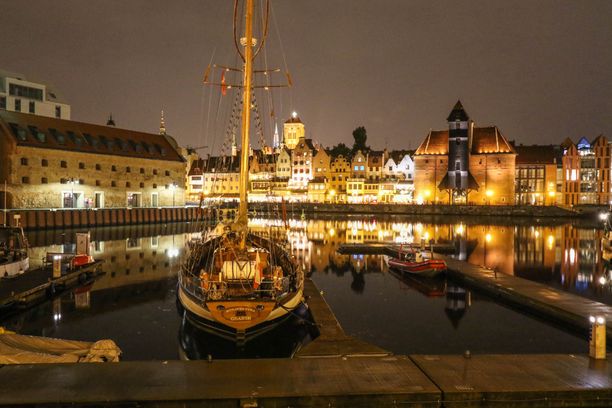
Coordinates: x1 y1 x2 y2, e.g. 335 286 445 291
360 165 365 171
79 179 84 185
20 157 28 165
29 101 35 114
111 181 117 187
96 180 101 186
21 176 29 184
95 164 101 171
112 165 117 172
79 162 85 169
60 160 67 168
126 182 131 188
165 170 170 176
152 183 157 189
153 169 158 175
139 182 144 188
140 168 144 174
41 177 48 184
55 105 61 118
126 166 131 173
14 99 21 112
60 178 67 184
9 83 43 100
0 96 5 109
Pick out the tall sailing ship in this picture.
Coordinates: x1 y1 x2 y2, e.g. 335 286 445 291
177 0 304 343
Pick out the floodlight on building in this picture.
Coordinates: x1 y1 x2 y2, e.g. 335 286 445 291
485 189 494 197
599 276 607 285
455 224 465 235
548 191 556 197
599 212 609 221
292 111 298 119
485 233 492 243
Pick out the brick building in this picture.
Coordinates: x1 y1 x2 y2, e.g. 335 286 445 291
561 136 610 205
514 144 561 205
0 111 185 209
414 101 516 205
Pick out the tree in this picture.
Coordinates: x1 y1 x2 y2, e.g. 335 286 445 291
329 142 351 158
352 126 369 154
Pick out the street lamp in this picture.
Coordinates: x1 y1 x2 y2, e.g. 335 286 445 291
67 177 79 208
485 189 494 205
170 182 177 207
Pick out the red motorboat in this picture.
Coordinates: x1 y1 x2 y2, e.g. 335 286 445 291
387 256 447 278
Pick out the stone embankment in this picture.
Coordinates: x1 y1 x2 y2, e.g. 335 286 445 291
0 207 201 230
251 202 591 218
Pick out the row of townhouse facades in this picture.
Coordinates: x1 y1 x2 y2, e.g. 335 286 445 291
1 76 608 211
188 101 611 207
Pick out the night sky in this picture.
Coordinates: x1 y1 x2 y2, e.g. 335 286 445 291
1 0 611 152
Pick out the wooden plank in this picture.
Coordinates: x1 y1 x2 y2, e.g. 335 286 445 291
411 354 612 407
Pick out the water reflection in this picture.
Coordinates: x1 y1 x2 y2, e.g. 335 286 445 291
249 217 612 304
178 303 318 360
0 216 608 359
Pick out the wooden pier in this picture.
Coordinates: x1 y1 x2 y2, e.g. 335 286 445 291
0 261 103 310
0 279 610 407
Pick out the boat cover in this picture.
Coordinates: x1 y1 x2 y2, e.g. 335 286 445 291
0 333 121 364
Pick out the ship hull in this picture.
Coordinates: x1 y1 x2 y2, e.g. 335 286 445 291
177 284 304 343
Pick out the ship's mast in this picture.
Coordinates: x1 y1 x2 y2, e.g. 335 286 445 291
236 0 255 247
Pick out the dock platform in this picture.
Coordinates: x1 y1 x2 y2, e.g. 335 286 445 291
0 279 611 406
438 254 612 340
0 261 103 310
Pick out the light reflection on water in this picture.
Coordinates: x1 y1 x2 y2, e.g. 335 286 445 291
0 216 608 359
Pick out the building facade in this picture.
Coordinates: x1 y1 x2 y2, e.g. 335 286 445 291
0 70 71 120
414 101 516 205
514 145 561 205
283 112 305 150
0 110 185 209
561 136 610 205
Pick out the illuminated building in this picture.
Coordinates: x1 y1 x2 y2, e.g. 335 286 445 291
0 69 71 120
351 150 367 178
514 144 562 205
188 155 239 202
329 155 351 203
0 110 185 209
414 100 516 205
561 136 610 205
283 112 304 150
366 151 386 181
289 137 316 190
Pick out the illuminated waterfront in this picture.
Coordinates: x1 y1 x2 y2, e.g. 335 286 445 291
1 216 610 360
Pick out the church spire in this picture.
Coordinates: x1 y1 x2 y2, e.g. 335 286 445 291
159 110 166 135
106 113 116 126
273 122 279 148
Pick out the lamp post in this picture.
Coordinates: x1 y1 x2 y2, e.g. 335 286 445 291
485 189 494 206
67 178 79 208
170 182 177 207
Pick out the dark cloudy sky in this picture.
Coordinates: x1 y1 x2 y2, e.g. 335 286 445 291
1 0 611 151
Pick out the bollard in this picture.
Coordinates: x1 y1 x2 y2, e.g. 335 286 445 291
52 255 62 279
589 315 606 360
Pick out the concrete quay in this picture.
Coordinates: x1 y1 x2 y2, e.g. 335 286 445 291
0 279 611 406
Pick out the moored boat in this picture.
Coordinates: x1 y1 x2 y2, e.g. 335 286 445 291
177 0 304 343
387 257 447 277
0 226 29 279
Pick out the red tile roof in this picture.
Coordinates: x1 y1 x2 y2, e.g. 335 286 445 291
0 110 184 162
414 126 515 155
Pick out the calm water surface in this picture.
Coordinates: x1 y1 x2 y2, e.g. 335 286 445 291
1 215 609 360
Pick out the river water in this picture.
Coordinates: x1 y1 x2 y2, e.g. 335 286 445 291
1 215 609 360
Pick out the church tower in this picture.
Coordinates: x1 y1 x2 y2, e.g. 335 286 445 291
159 110 166 135
283 111 305 150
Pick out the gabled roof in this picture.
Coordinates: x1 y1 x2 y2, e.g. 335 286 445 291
0 110 184 162
515 145 561 165
284 115 303 124
188 155 240 176
446 100 469 122
414 126 515 156
293 138 316 152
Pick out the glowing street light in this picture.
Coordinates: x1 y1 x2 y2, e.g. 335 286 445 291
170 182 178 207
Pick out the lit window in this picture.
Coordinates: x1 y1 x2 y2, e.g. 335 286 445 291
20 157 28 165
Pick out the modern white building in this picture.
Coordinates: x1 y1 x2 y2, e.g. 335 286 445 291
0 69 71 120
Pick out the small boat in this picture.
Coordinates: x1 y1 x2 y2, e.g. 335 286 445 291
0 226 29 279
386 249 447 278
